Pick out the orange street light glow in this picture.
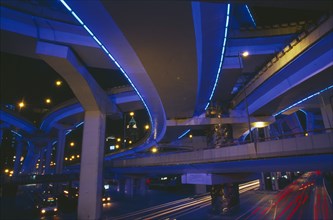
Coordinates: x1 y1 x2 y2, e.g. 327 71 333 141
18 101 25 108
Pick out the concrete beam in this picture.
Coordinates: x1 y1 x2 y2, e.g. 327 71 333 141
167 116 275 126
36 41 120 116
233 15 333 107
181 173 260 185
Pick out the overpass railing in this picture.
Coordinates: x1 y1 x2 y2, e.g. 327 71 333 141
110 129 333 168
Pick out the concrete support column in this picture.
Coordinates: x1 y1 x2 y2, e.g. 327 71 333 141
78 110 106 220
124 177 134 197
259 172 266 191
263 126 270 140
56 129 66 174
38 148 45 174
117 178 126 195
285 113 304 135
271 172 279 191
0 128 3 145
13 139 23 176
138 178 147 196
195 184 207 194
21 143 39 174
320 100 333 129
44 142 53 174
222 183 239 212
210 185 223 214
210 183 239 214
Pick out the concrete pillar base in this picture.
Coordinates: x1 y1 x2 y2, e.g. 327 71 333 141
210 183 239 214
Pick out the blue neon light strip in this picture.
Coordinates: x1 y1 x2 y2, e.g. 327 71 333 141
11 130 22 137
273 85 333 117
59 0 153 128
178 129 191 139
75 121 84 128
205 4 231 110
245 5 256 27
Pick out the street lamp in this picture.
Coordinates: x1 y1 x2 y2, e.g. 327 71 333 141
123 111 135 148
238 51 253 143
18 101 25 109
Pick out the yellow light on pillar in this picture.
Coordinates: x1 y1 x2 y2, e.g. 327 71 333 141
189 134 193 139
145 125 150 130
117 138 121 142
70 142 75 147
251 121 269 128
129 112 135 117
151 147 158 153
242 51 249 57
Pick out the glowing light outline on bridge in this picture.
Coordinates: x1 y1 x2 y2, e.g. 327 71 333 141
178 129 191 139
11 130 22 138
245 5 256 27
273 85 333 117
59 0 153 131
205 4 231 110
51 121 85 146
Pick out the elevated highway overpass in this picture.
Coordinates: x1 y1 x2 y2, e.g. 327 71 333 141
1 1 332 219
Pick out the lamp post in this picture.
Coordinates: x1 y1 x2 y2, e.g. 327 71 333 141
123 113 127 149
123 112 135 148
238 51 253 144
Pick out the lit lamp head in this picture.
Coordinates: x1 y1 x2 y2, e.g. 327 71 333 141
18 101 25 109
241 51 249 57
251 121 269 128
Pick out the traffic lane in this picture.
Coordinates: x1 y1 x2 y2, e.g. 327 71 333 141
239 171 332 220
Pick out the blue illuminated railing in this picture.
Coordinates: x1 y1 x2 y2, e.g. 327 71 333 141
205 4 231 111
245 5 256 27
177 129 191 140
273 85 333 117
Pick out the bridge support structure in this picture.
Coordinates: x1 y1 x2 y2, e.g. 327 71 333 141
182 172 259 213
117 176 148 197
